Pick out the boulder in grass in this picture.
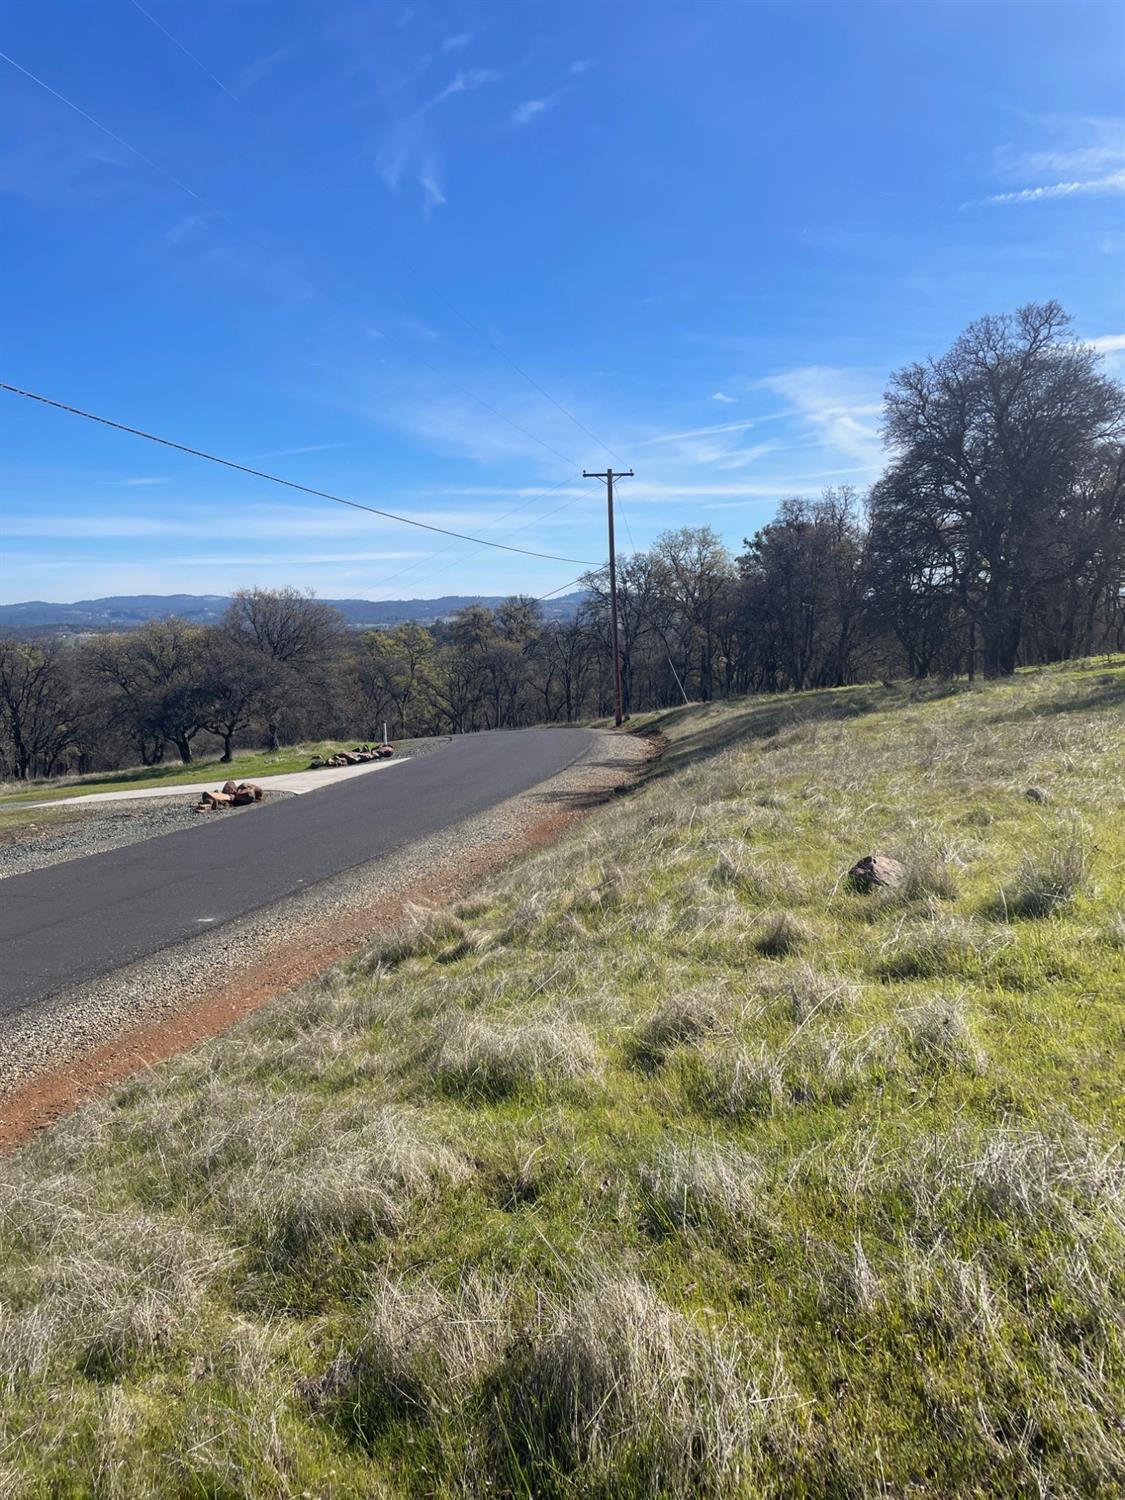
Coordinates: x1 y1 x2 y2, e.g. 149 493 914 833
846 853 905 892
377 745 394 759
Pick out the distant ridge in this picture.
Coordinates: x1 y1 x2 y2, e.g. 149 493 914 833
0 592 588 633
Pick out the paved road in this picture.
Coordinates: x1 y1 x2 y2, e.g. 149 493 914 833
0 728 592 1019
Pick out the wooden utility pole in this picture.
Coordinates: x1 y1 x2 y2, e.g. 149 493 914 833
583 467 633 727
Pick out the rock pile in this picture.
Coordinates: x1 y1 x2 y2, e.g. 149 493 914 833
308 744 395 770
195 779 265 812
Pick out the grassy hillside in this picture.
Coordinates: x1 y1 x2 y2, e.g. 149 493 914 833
2 660 1124 1497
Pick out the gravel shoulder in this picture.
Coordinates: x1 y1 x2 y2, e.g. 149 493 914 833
0 729 649 1142
0 795 292 880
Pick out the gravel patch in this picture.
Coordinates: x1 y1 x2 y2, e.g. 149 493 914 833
0 731 648 1106
0 794 295 881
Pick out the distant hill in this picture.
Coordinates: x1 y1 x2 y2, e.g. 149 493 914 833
0 592 589 634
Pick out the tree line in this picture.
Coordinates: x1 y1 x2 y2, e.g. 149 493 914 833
3 301 1123 780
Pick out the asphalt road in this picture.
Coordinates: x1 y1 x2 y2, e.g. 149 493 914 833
0 728 593 1019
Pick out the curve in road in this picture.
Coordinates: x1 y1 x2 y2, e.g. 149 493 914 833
0 728 593 1020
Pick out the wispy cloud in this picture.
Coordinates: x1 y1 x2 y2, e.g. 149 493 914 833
121 476 169 487
234 43 294 92
569 59 594 75
419 159 446 214
375 67 502 210
1085 333 1125 353
983 171 1125 206
640 415 787 447
760 366 884 467
442 32 472 52
423 68 502 113
710 391 735 403
512 98 550 127
979 115 1125 207
250 442 348 460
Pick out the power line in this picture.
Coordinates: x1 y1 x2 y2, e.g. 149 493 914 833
361 472 587 596
539 574 591 602
0 46 203 203
127 0 251 113
435 295 625 465
408 343 580 469
120 0 617 475
393 480 605 598
0 384 597 565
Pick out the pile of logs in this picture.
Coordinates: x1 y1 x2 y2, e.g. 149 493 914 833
194 779 264 812
309 744 395 769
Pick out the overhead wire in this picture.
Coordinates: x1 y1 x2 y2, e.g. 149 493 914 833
127 0 249 111
10 20 629 588
392 479 605 598
361 471 587 596
0 46 203 202
433 294 625 466
0 384 597 565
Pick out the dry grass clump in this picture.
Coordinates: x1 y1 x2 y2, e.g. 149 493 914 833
637 1140 762 1238
899 994 986 1074
304 1273 509 1446
362 905 469 969
708 844 805 904
233 1108 464 1257
626 989 722 1070
302 1273 800 1495
759 961 858 1022
896 1125 1124 1231
997 824 1092 920
681 1033 875 1118
422 1011 599 1101
570 864 627 916
0 1211 228 1386
900 848 961 902
482 1276 797 1497
754 909 811 958
875 914 1009 980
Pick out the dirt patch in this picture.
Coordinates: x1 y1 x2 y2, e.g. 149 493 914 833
0 731 649 1151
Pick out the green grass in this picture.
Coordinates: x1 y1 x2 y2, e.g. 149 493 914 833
0 741 368 807
2 659 1124 1497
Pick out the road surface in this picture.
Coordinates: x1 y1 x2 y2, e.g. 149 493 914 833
0 728 593 1020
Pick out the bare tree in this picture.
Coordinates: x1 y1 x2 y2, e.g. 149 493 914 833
223 588 345 750
882 302 1125 675
0 637 77 779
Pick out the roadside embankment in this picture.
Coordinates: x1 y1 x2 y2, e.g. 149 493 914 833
0 729 648 1143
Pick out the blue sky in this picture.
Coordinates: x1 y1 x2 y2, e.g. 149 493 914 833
2 0 1123 605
